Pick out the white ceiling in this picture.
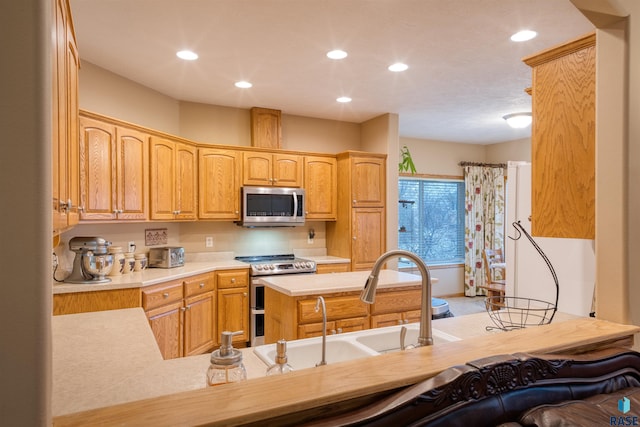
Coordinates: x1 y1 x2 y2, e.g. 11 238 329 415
69 0 594 145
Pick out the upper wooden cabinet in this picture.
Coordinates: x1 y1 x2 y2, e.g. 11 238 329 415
150 137 198 221
52 0 80 235
199 148 241 220
79 115 149 221
523 33 596 239
350 156 386 207
304 155 337 220
243 152 302 187
250 107 282 149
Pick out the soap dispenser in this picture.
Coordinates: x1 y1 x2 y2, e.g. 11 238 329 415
206 331 247 386
266 339 294 376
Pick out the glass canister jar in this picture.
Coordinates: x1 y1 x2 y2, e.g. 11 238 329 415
134 253 147 271
107 246 125 276
206 331 247 386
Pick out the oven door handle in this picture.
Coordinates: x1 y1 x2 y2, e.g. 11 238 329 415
251 308 265 315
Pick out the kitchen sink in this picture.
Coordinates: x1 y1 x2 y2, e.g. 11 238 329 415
254 336 378 370
253 324 460 370
354 324 460 353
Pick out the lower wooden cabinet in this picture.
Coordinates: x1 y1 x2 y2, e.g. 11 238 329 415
315 263 350 274
53 288 141 315
142 272 216 359
215 269 250 346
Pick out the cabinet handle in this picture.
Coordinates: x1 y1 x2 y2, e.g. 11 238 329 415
397 320 403 325
337 327 343 334
199 282 205 288
243 292 248 297
352 200 357 205
78 206 85 212
404 319 409 324
162 292 169 298
330 329 337 335
352 236 356 240
231 278 236 283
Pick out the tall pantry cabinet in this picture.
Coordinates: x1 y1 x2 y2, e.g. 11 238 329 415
326 151 387 271
52 0 80 235
523 33 596 239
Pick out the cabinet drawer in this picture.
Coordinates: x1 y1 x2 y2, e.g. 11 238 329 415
216 269 249 289
298 296 368 324
315 263 350 274
298 321 337 339
142 281 184 311
370 289 421 315
184 273 214 297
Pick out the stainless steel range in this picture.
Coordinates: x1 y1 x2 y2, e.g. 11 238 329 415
235 254 316 346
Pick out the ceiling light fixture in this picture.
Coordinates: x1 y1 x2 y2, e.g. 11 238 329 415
388 62 409 72
235 81 253 88
510 30 537 42
176 50 198 60
503 112 532 128
336 96 352 103
327 50 348 59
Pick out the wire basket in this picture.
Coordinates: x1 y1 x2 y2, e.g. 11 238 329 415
486 296 556 331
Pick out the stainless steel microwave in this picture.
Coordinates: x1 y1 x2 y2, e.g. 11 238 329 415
238 186 305 227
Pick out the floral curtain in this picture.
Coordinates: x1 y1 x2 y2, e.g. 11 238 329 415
463 165 505 296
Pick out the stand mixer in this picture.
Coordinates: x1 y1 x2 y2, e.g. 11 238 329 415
64 237 114 284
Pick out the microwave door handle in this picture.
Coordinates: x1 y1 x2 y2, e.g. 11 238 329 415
292 191 298 219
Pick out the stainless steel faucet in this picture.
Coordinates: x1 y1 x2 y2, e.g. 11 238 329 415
315 296 327 366
361 249 434 347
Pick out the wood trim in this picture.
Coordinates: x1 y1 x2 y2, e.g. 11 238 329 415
522 32 595 67
399 172 463 180
53 288 141 315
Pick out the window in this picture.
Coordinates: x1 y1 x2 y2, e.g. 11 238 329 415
398 177 465 265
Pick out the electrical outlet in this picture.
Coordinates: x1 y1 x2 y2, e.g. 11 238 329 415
205 236 214 248
128 241 136 253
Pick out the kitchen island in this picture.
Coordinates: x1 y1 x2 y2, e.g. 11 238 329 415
52 304 639 426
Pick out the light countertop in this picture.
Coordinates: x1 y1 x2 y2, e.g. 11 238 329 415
52 308 269 417
258 269 435 296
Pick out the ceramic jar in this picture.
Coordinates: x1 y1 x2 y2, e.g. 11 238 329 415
107 246 125 276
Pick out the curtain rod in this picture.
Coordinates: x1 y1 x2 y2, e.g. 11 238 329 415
458 161 507 168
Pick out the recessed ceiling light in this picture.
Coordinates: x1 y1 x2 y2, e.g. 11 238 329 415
235 81 253 88
327 50 348 60
336 96 352 103
510 30 537 42
388 62 409 72
176 50 198 60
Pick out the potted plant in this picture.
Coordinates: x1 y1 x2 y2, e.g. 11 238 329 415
399 145 416 173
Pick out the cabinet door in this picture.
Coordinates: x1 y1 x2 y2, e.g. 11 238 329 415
217 287 249 344
183 291 215 356
527 36 595 239
150 137 176 220
304 156 337 220
351 156 385 207
335 317 368 334
79 117 117 220
243 152 272 186
199 148 241 219
298 321 337 339
351 208 386 271
370 312 403 329
65 22 80 229
272 154 302 187
116 126 148 220
146 301 183 360
175 142 198 220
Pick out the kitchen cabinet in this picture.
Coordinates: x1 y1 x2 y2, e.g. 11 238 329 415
265 289 369 342
523 33 595 239
198 148 241 220
53 288 141 315
52 0 80 235
142 272 216 359
304 155 337 220
327 151 387 271
78 115 149 221
215 269 250 346
243 152 303 187
250 107 282 149
315 263 351 274
369 289 422 328
150 137 198 221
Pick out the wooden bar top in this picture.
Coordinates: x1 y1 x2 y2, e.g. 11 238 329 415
53 313 639 427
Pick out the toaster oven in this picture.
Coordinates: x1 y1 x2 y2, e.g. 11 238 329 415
148 247 185 268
